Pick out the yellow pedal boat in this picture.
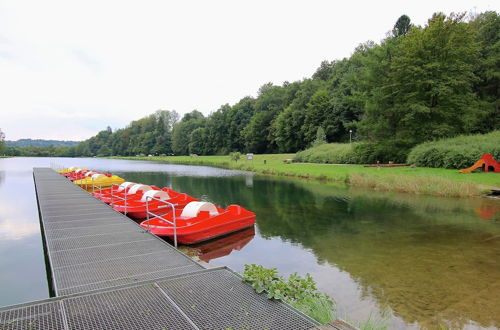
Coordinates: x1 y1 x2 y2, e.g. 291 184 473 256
58 166 84 174
74 173 125 190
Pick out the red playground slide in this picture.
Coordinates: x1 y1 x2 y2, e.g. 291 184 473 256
459 154 500 173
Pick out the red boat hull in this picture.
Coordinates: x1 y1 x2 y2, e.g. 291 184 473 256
113 194 198 219
140 205 256 244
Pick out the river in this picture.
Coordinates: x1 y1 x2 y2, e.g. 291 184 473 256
0 157 499 329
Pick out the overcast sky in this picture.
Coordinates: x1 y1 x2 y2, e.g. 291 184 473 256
0 1 497 141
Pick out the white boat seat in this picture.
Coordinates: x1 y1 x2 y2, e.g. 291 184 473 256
180 202 218 218
118 182 136 192
141 190 170 202
128 184 153 195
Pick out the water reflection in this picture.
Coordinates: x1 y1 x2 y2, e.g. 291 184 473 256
123 172 500 329
181 227 255 263
0 158 50 306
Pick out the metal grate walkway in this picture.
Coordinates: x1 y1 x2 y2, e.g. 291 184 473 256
0 168 318 329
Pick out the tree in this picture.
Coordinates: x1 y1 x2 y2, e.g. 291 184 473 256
393 15 412 37
227 97 255 152
172 111 206 155
97 145 111 157
204 105 231 154
272 79 322 152
312 60 337 81
242 83 291 153
312 127 326 147
230 152 241 161
470 11 500 131
188 127 207 155
359 13 481 144
0 128 5 155
242 111 275 153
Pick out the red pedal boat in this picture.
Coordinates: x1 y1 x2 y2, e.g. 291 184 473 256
112 189 198 219
93 181 136 200
139 201 256 244
93 183 159 204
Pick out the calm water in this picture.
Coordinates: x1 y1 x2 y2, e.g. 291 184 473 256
0 157 499 329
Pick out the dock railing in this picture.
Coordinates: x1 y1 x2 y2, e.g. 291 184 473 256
145 196 178 248
88 178 103 194
109 184 128 215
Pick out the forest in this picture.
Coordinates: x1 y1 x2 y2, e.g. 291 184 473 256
2 12 499 161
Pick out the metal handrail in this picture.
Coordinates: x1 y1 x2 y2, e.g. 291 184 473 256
89 178 102 194
110 184 128 216
145 196 177 248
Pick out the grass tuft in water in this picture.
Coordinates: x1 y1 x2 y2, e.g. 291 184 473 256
287 294 335 324
356 313 389 330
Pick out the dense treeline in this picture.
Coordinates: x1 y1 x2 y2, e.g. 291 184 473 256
6 12 498 160
6 139 80 147
1 138 80 157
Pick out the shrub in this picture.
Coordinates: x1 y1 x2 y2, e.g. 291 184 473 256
294 143 358 164
230 151 241 162
312 127 327 148
294 140 414 164
353 139 414 164
242 264 335 324
407 131 500 169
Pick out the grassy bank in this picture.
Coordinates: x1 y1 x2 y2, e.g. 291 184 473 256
112 154 500 198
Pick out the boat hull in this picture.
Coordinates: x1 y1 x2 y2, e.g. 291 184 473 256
113 199 196 219
142 214 256 245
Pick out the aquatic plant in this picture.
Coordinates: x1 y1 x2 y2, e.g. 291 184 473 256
242 264 335 324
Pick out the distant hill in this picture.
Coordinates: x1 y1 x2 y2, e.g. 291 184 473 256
6 139 81 147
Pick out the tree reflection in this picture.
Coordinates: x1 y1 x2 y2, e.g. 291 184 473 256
121 171 500 329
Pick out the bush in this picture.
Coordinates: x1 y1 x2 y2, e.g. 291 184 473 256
293 140 414 164
407 131 500 169
353 139 414 164
230 151 241 161
242 264 335 323
294 143 358 164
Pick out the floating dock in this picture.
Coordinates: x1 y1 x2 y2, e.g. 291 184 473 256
0 168 318 329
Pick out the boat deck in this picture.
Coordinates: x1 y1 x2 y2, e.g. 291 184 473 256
0 168 318 329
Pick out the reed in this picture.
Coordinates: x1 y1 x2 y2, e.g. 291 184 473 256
348 174 483 198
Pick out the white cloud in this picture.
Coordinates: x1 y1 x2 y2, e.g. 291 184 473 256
0 0 498 140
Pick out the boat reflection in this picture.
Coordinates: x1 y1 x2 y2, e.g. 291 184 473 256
475 199 500 221
182 226 255 262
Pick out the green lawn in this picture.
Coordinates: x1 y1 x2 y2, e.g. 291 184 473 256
113 154 500 198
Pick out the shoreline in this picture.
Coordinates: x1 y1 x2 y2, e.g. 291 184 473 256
109 154 500 198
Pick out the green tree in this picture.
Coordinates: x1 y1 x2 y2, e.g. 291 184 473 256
204 104 231 154
97 144 111 156
172 111 205 155
393 15 412 37
242 83 290 153
360 13 482 143
312 127 326 147
188 127 207 155
272 79 322 152
470 11 500 131
227 97 255 151
0 128 5 155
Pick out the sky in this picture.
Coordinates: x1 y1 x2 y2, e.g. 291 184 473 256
0 0 498 141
